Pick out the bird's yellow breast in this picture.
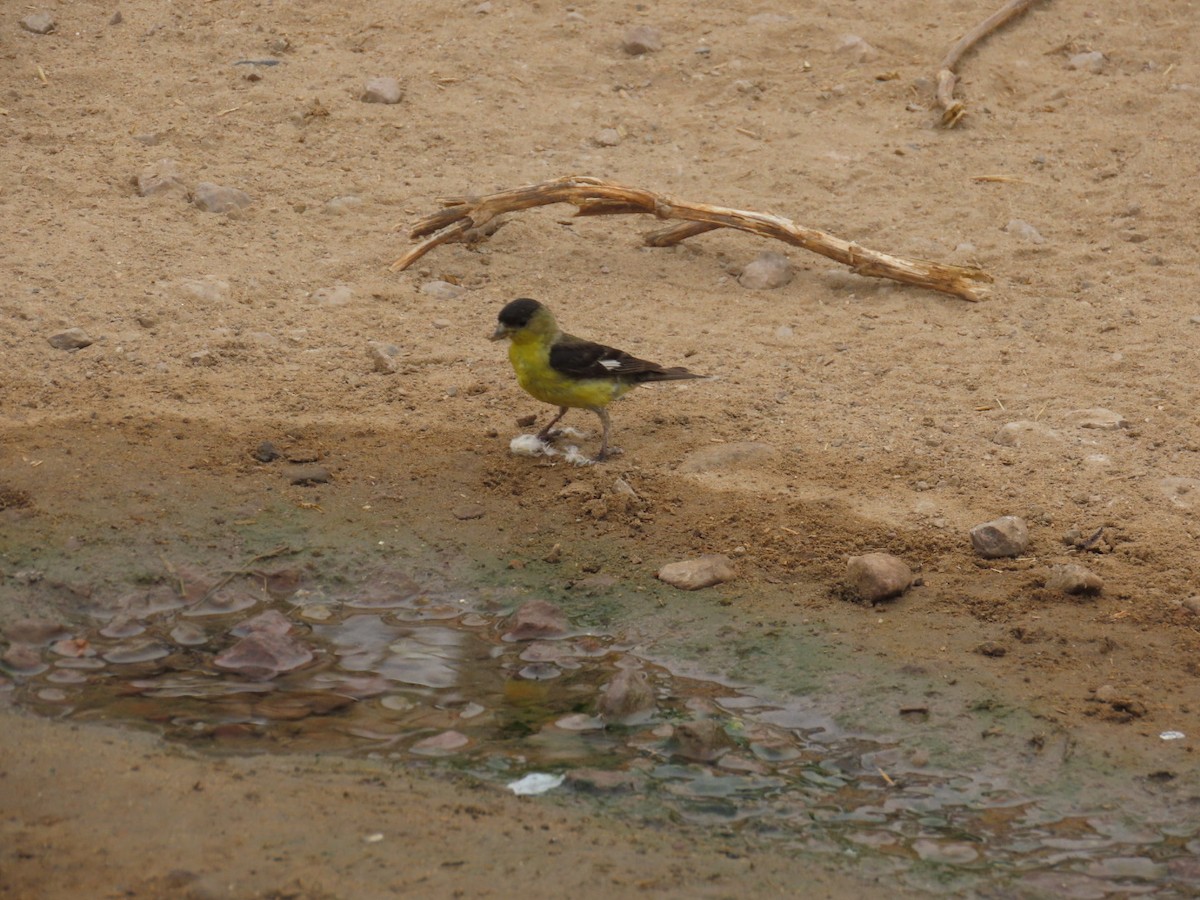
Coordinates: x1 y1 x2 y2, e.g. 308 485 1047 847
508 338 630 410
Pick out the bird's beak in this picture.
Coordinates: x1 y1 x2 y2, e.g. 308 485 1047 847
489 323 509 342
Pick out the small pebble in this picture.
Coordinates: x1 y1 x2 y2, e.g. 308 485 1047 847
621 25 662 55
738 251 793 290
253 441 282 463
1004 219 1045 244
1068 51 1106 73
836 33 878 63
192 182 252 214
288 465 331 485
452 503 485 520
975 641 1008 657
312 284 353 307
992 420 1059 448
47 328 93 351
1066 407 1127 430
657 555 736 591
846 553 914 603
969 516 1029 559
137 159 186 197
20 11 56 34
503 599 570 641
362 77 404 104
324 195 363 215
1045 563 1103 595
593 128 622 147
178 277 229 304
367 341 401 374
421 280 464 300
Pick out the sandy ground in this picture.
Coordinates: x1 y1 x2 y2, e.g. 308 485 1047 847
3 0 1200 896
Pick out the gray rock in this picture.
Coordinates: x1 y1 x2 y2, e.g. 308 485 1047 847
597 668 656 724
367 341 401 373
678 441 776 473
992 420 1060 448
836 34 878 63
362 77 404 104
452 503 486 520
846 552 914 603
738 251 793 289
287 465 331 485
178 276 230 303
1045 563 1103 595
1068 51 1106 73
324 195 363 214
312 284 353 306
420 280 464 300
1066 407 1126 430
969 515 1029 559
192 182 252 214
253 441 281 463
47 328 93 350
593 128 622 147
1180 596 1200 617
20 11 56 34
1004 219 1046 244
137 158 187 197
503 599 570 641
657 554 736 590
621 25 662 55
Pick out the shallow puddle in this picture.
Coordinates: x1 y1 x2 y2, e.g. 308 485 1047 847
5 564 1199 897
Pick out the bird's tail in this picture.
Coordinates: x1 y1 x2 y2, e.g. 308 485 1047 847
638 366 706 382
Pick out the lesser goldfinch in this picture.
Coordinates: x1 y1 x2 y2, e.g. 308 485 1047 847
490 298 704 461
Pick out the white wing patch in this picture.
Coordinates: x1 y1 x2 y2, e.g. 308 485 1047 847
599 359 622 370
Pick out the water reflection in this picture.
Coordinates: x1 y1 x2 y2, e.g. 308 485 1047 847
4 566 1197 897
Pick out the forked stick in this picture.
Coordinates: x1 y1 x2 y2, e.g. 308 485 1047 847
937 0 1042 126
392 176 992 301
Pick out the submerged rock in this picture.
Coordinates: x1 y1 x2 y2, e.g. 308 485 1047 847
671 719 733 762
503 599 570 641
214 632 313 679
597 668 656 724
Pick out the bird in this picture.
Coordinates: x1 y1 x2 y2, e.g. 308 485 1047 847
490 297 704 462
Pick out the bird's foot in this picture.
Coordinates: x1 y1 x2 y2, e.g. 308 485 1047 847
592 446 623 463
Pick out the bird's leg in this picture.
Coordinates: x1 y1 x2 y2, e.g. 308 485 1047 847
537 406 570 442
591 407 621 462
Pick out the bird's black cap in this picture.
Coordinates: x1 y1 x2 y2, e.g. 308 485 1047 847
498 297 543 328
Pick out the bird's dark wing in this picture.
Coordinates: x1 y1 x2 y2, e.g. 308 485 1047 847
549 334 672 381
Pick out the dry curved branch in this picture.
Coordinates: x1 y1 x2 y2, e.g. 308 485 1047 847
936 0 1042 126
392 176 992 302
